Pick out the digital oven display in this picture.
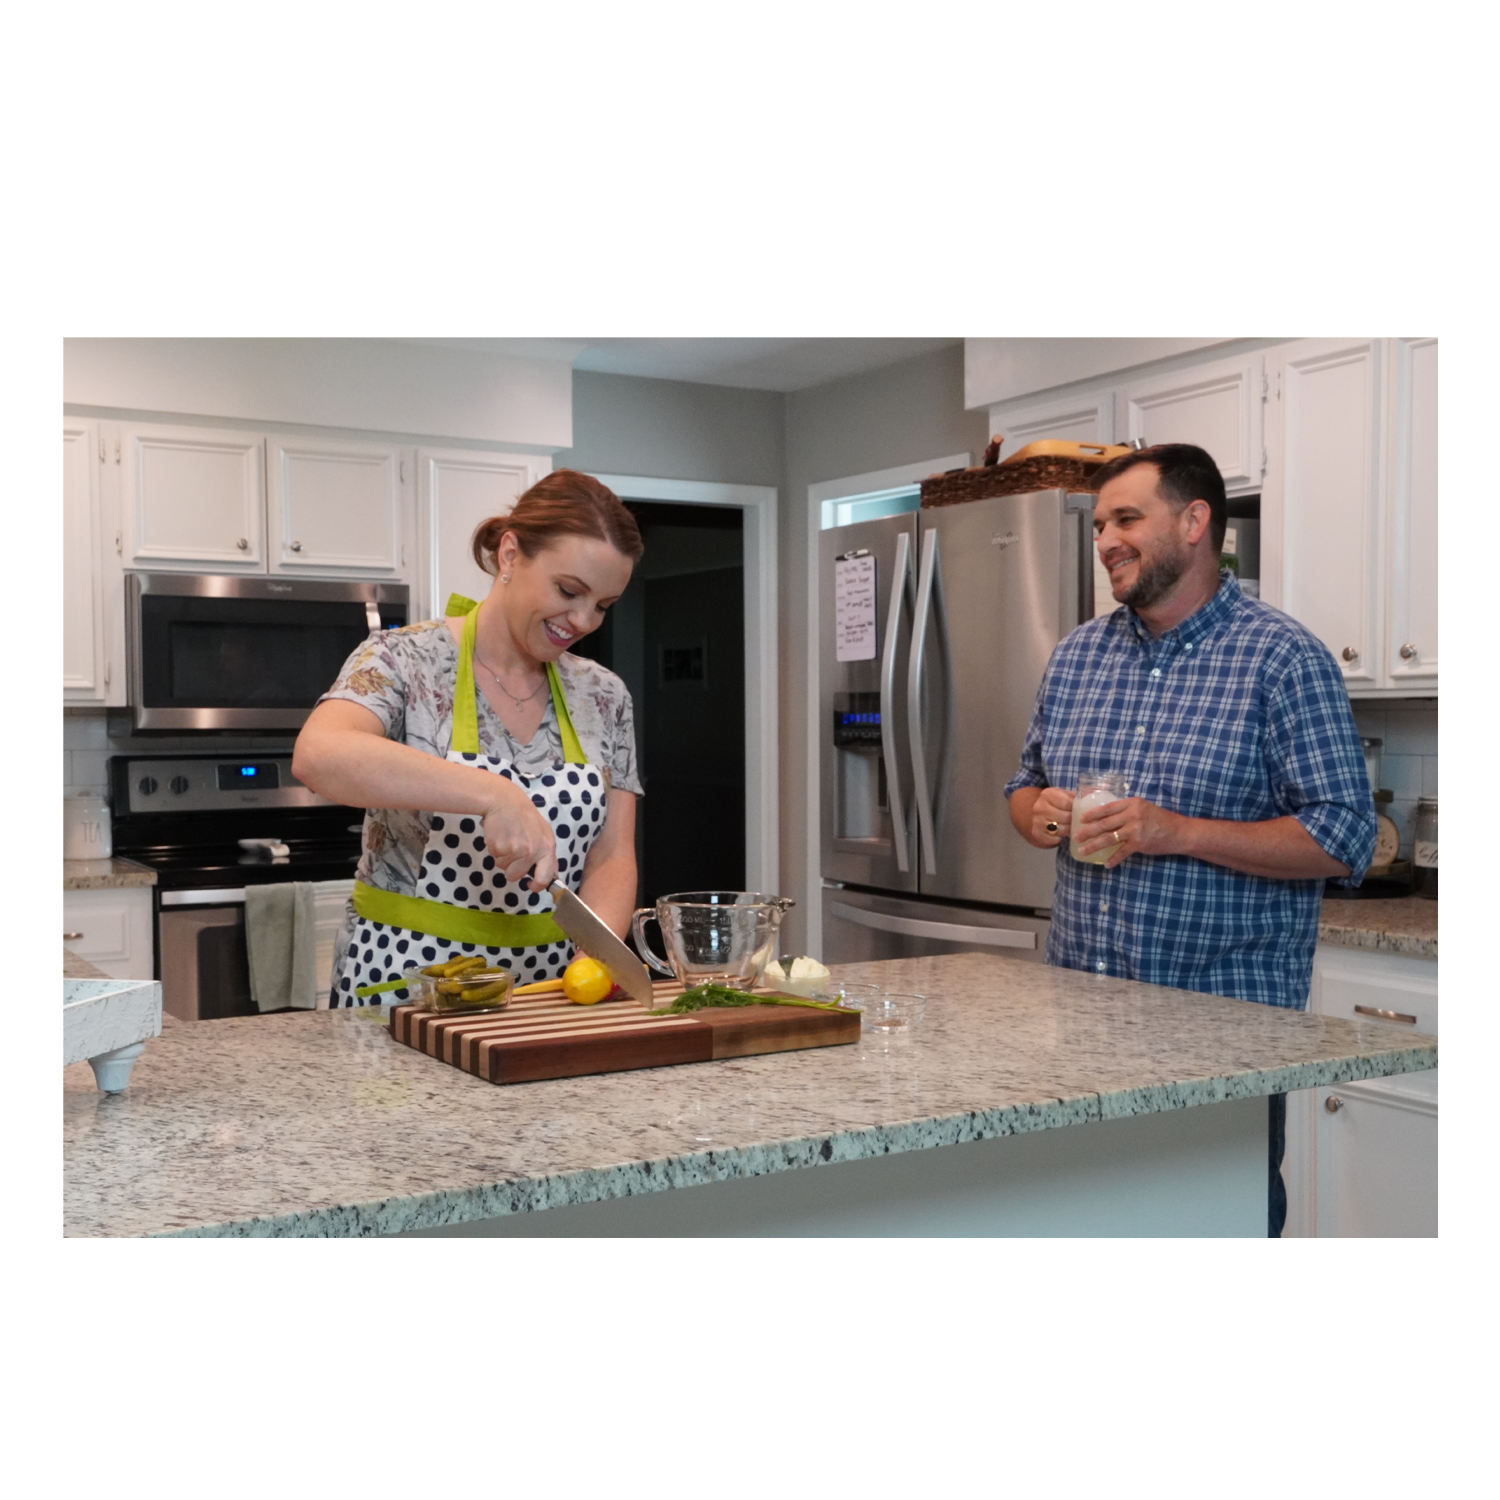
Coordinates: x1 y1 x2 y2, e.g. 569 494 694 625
215 762 281 791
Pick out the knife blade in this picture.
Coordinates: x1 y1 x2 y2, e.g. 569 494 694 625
545 879 656 1008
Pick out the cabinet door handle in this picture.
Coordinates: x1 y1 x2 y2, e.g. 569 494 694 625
236 537 249 550
289 540 302 552
1325 1095 1344 1113
1354 1004 1417 1025
1399 643 1418 660
63 932 83 941
1341 646 1359 662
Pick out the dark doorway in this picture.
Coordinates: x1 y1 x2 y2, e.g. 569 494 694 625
569 500 745 906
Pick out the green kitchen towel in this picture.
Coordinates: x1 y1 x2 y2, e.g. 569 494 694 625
245 882 318 1012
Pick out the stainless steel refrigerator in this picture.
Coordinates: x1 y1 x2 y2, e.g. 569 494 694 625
819 488 1096 965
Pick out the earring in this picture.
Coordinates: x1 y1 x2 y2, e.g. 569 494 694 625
500 573 511 584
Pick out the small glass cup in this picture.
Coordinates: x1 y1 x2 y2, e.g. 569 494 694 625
861 992 927 1034
1071 772 1129 865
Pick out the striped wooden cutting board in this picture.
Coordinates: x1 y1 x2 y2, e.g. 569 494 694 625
387 980 859 1086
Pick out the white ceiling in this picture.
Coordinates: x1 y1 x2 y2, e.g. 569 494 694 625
394 337 961 393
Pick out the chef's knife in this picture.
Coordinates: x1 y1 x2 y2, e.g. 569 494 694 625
543 878 657 1008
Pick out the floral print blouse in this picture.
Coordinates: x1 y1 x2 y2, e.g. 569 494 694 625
320 620 642 901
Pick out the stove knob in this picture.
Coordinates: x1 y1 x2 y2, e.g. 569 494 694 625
169 775 190 795
137 776 158 796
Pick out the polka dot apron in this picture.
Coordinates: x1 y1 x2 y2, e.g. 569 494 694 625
336 601 607 1006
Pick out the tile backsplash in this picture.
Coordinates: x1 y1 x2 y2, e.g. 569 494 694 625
1349 699 1438 860
64 709 296 801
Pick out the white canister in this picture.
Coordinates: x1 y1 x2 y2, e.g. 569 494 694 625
64 791 113 860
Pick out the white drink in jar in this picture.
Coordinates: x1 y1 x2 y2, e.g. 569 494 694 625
1070 772 1129 865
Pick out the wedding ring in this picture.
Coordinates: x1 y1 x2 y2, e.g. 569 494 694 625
1112 830 1122 844
1045 821 1060 834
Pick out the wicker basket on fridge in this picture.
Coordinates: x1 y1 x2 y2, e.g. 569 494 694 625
920 439 1133 508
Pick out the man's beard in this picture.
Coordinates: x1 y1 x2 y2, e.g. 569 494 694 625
1117 540 1190 611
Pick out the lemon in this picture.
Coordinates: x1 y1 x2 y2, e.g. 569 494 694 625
562 955 613 1005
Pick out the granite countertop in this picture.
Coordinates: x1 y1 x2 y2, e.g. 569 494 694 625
63 952 1437 1239
1318 894 1437 960
64 857 157 891
63 946 110 980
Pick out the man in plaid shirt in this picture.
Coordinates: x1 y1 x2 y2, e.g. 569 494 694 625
1004 443 1375 1234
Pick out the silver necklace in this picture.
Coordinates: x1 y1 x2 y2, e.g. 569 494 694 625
474 652 548 709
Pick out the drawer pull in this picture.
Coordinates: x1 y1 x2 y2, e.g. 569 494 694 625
1354 1004 1417 1025
63 932 83 941
1325 1095 1344 1113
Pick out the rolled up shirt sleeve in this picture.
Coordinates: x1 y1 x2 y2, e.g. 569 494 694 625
1263 642 1377 882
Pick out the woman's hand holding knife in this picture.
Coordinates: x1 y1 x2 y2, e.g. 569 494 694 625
481 776 559 888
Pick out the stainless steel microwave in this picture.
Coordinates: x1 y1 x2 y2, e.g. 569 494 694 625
126 573 409 731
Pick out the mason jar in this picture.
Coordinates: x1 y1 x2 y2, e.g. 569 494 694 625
1412 797 1437 900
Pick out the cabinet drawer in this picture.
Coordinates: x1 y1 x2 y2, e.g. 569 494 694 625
1314 944 1437 1031
1313 944 1437 1106
63 888 154 980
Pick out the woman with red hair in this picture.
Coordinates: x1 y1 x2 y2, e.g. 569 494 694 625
294 470 645 1006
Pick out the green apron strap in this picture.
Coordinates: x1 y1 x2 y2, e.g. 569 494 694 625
546 662 586 765
450 594 584 765
450 604 482 755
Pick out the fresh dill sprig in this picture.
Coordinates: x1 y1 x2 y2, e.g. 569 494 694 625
650 983 856 1017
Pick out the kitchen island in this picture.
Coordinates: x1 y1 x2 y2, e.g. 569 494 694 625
63 953 1436 1238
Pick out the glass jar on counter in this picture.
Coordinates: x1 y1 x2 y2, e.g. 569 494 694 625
1412 798 1437 900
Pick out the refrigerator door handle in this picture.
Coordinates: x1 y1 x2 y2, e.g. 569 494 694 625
881 529 912 872
829 901 1037 950
907 525 939 875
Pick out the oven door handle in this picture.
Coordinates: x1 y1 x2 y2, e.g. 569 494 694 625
161 889 247 906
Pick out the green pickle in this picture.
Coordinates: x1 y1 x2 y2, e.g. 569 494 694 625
423 954 486 979
431 968 512 1009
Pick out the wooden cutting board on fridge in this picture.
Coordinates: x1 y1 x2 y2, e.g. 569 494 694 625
387 981 860 1086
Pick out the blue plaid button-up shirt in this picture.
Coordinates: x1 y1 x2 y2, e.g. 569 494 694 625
1004 573 1375 1010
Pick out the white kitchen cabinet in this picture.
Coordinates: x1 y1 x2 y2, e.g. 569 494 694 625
267 434 409 577
121 423 266 572
987 391 1116 461
1118 352 1265 493
63 887 155 981
985 395 1118 618
1283 944 1437 1237
1266 339 1384 687
63 419 107 702
1383 338 1438 690
1267 338 1437 696
416 447 546 620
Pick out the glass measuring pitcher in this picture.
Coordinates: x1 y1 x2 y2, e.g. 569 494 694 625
630 892 796 989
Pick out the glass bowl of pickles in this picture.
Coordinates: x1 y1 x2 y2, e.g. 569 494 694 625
406 954 514 1014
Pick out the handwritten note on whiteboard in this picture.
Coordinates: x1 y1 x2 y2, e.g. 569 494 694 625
834 554 878 662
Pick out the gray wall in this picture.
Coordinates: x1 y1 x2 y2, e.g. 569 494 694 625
554 370 784 485
548 350 991 956
778 342 989 952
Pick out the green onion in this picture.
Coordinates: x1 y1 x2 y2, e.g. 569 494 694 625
650 983 857 1017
